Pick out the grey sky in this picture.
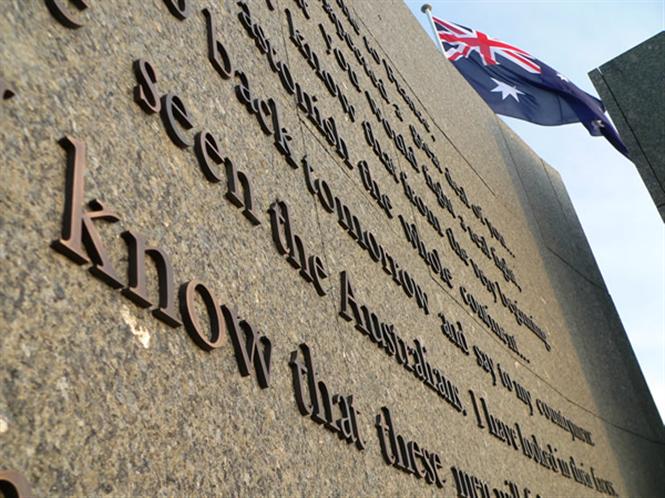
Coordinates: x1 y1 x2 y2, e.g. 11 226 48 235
403 0 665 419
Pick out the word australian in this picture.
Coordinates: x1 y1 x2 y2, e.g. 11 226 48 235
339 272 464 414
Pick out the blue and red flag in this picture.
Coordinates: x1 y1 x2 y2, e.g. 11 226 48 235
432 16 628 156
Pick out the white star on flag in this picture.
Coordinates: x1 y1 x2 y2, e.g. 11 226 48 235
490 78 525 101
557 73 570 82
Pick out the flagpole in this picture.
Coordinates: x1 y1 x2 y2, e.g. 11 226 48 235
421 4 445 55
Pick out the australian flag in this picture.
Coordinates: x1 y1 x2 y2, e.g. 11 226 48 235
432 16 628 156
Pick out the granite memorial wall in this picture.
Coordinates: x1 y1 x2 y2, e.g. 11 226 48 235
1 1 664 496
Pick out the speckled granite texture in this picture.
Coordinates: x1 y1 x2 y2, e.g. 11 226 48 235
1 1 664 497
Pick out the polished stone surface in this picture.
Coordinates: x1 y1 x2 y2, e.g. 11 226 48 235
1 1 663 496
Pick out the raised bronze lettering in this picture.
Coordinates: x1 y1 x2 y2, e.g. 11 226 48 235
1 78 15 100
202 9 233 79
133 59 161 115
194 130 224 182
0 469 33 498
45 0 88 29
160 93 194 148
51 137 123 288
222 305 272 388
163 0 191 20
121 230 182 328
224 158 260 225
180 279 225 351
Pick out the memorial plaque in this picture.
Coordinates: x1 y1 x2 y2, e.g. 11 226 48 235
1 1 663 496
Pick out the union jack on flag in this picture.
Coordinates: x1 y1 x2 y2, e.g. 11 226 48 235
433 17 541 74
429 14 628 156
